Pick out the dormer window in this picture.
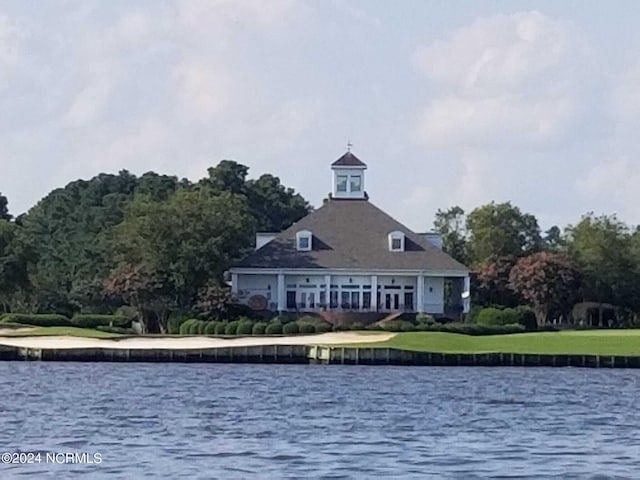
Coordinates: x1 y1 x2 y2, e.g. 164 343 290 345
296 230 312 251
389 231 405 252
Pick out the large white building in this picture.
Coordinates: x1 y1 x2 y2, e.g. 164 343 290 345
230 151 470 318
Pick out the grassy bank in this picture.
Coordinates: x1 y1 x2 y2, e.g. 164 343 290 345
0 326 120 338
347 330 640 356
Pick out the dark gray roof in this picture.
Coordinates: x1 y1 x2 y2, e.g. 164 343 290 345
235 199 469 272
331 152 366 167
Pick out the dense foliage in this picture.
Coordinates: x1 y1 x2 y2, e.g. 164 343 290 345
434 206 640 325
0 163 311 332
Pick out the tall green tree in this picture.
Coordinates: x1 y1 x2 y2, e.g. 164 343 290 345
433 206 468 264
0 193 11 221
245 174 310 232
566 214 639 311
17 171 140 313
466 201 542 265
108 188 255 332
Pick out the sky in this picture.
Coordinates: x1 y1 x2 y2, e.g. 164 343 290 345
1 0 640 232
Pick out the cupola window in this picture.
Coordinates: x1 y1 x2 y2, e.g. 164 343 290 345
296 230 312 251
350 175 362 192
336 176 348 193
388 231 405 252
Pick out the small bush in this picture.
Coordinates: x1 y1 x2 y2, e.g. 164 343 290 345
416 313 435 324
167 313 190 335
366 323 383 331
179 319 198 335
215 322 228 335
95 325 134 335
315 322 333 333
332 323 351 332
225 321 240 335
252 322 267 335
265 322 283 335
196 320 208 334
350 322 365 331
237 320 254 335
298 323 315 334
188 321 201 335
512 306 538 330
72 314 128 329
204 321 218 335
476 307 509 326
1 313 71 327
283 322 299 335
382 320 415 332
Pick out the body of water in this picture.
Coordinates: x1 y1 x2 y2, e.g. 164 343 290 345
0 363 639 478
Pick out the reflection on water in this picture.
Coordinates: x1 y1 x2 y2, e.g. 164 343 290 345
1 363 639 478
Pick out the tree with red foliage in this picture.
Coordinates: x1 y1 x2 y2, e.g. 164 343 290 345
509 252 581 326
473 255 521 307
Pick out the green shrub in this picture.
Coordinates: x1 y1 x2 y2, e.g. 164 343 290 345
382 320 415 332
1 313 71 327
204 321 218 335
465 305 483 324
435 322 525 335
237 320 254 335
298 323 315 334
315 322 333 333
350 322 365 331
215 322 228 335
179 319 198 335
332 323 351 332
265 322 283 334
252 322 267 335
476 307 508 326
71 314 128 329
416 313 435 324
512 306 538 330
283 322 299 334
167 313 190 334
95 325 134 334
225 321 240 335
196 320 208 334
188 321 201 335
366 323 383 331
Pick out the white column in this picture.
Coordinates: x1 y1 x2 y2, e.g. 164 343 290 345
231 273 238 294
463 275 471 313
370 275 378 312
417 275 425 313
324 274 331 310
277 273 285 312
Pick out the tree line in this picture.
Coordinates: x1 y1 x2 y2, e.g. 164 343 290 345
0 161 309 332
2 166 640 331
434 203 640 325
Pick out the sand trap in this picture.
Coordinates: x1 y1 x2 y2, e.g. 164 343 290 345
0 332 394 350
0 327 34 335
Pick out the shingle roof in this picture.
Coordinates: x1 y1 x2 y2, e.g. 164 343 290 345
331 152 367 167
235 199 469 272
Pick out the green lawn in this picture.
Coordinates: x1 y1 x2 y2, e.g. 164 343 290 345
352 330 640 356
1 326 120 338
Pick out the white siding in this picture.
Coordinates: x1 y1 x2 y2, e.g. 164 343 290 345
423 277 444 314
236 274 278 309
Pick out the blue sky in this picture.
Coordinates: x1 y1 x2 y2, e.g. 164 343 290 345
1 0 640 232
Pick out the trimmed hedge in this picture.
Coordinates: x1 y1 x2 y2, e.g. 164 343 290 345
225 321 240 335
476 306 538 330
196 321 208 335
252 322 267 335
381 320 416 332
237 320 254 335
1 313 71 327
188 321 201 335
298 323 315 334
265 322 283 335
420 322 526 335
215 322 228 335
315 322 333 333
71 314 128 329
179 319 198 335
282 322 299 334
204 321 218 335
350 322 365 331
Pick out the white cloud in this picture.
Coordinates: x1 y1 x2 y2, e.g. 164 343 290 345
413 11 596 149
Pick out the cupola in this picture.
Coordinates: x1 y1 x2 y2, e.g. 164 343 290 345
331 149 367 199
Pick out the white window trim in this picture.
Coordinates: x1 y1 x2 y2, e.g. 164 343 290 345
296 230 312 251
388 231 405 252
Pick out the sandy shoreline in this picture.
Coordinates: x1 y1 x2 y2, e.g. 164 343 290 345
0 332 394 350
